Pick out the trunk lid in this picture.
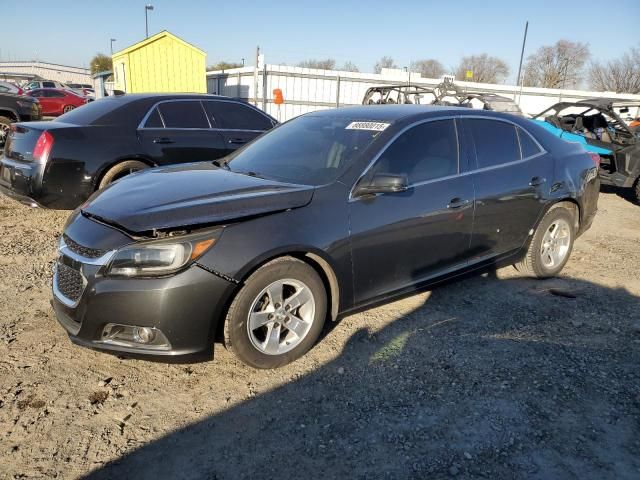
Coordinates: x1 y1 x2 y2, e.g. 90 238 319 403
4 121 74 161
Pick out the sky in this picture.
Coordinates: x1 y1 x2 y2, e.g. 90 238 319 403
2 0 639 85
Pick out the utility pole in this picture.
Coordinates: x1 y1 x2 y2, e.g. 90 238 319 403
110 38 116 55
145 4 154 38
515 21 528 103
254 46 260 106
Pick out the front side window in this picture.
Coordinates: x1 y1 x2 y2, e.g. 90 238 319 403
45 90 65 98
465 119 521 168
43 81 56 88
204 101 273 130
369 119 459 184
227 116 380 185
157 101 209 129
29 90 44 98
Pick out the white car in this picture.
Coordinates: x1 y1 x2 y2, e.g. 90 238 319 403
23 79 68 91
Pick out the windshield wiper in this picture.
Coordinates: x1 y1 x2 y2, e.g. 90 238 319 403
212 159 230 170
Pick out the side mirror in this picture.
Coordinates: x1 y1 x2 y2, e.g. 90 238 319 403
354 173 408 197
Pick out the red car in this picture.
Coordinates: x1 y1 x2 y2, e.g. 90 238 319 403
26 88 87 116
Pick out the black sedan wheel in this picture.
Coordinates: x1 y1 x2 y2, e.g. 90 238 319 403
0 116 11 148
515 204 575 278
224 257 327 369
98 160 149 189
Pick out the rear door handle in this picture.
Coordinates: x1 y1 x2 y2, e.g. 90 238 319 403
227 138 248 145
153 137 174 144
447 198 470 209
529 176 546 186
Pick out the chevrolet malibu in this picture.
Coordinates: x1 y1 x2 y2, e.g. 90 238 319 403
52 106 599 368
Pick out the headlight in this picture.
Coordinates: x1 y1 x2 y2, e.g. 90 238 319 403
106 229 221 277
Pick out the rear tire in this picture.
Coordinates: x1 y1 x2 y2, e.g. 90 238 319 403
224 257 327 369
514 205 576 278
97 160 149 190
0 115 12 148
632 177 640 205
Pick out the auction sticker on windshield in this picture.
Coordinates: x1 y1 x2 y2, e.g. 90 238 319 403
345 121 390 131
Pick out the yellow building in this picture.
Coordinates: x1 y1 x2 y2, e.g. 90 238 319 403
111 31 206 93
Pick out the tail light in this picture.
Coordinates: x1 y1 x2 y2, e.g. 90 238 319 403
33 131 54 163
587 152 600 167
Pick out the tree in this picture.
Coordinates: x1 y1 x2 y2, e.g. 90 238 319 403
341 61 360 73
297 58 336 70
589 45 640 94
373 56 397 74
410 59 445 79
522 40 590 89
90 53 112 75
455 53 509 83
207 61 243 72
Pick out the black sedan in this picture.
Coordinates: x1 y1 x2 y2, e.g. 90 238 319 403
52 105 600 368
0 94 277 209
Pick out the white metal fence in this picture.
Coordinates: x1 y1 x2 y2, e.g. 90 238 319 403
207 65 640 122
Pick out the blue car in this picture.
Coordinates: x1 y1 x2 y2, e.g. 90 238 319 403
531 98 640 204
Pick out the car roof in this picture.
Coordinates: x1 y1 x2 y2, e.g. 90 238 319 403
306 104 508 122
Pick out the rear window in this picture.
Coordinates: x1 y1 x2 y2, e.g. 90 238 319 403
204 101 273 130
465 118 521 168
517 127 542 158
55 97 127 125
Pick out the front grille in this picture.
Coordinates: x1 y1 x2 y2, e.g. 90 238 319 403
55 263 84 303
63 234 107 259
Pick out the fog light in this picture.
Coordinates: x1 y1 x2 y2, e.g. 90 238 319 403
100 323 170 350
133 327 156 344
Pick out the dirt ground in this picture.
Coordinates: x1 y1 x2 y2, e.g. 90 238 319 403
0 191 639 480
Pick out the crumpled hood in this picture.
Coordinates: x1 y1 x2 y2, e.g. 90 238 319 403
82 163 314 234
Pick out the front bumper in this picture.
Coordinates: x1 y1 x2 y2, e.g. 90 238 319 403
51 239 237 358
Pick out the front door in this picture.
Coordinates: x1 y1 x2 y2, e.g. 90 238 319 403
349 118 475 304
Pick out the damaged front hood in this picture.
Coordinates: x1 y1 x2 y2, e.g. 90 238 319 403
82 163 315 234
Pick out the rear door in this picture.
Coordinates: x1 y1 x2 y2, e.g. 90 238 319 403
203 100 274 153
137 100 227 166
461 117 553 259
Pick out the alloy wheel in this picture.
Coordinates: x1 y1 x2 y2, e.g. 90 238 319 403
247 278 316 355
540 218 571 268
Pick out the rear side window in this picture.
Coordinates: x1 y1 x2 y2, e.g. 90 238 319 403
465 119 521 168
157 101 209 128
144 108 164 128
43 81 56 88
370 119 459 184
204 101 273 130
517 127 542 158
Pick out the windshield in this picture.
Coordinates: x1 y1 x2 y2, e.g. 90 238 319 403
226 116 384 185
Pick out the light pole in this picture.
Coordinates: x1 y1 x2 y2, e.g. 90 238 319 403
145 4 154 38
110 38 116 55
242 58 245 67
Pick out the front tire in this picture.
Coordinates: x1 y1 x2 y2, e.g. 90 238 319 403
63 105 75 113
514 205 575 278
0 115 12 148
224 257 327 369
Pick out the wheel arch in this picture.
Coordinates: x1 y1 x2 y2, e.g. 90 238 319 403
0 108 19 122
213 248 341 344
93 156 156 191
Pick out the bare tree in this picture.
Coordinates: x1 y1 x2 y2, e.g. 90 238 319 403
410 59 445 79
374 56 397 74
297 58 336 70
589 45 640 94
523 40 590 89
206 61 243 72
341 61 360 73
455 54 509 83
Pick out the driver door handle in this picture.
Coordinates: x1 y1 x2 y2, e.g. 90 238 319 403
153 137 174 144
228 138 248 145
447 198 470 209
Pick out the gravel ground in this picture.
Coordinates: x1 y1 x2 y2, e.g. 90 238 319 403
0 191 639 480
